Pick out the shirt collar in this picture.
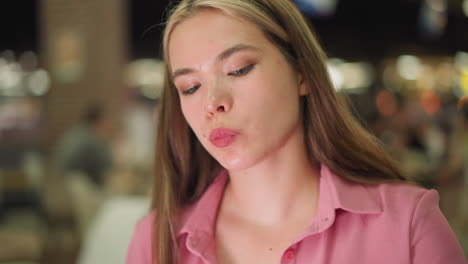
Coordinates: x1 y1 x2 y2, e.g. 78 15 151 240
321 165 383 214
176 165 383 255
176 170 228 259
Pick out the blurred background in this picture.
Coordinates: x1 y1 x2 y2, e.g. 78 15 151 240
0 0 467 263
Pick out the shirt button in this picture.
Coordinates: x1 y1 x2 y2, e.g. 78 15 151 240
189 236 199 247
283 249 296 262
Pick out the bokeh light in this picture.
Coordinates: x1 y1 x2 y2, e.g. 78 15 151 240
461 68 468 95
293 0 338 17
0 62 22 95
425 0 447 13
125 59 165 100
397 55 422 81
327 59 374 92
420 89 441 115
376 89 398 117
463 0 468 17
27 69 50 96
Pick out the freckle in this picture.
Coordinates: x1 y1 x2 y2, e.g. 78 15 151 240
269 248 272 251
203 133 206 138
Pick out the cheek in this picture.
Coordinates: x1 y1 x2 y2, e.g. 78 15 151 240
246 77 298 112
254 80 301 129
181 100 206 137
180 101 196 127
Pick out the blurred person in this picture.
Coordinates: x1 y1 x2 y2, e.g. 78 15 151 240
437 99 468 254
52 103 114 236
436 104 466 219
458 100 468 254
127 1 467 263
53 103 113 186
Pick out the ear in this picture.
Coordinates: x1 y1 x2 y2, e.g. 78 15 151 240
298 73 309 96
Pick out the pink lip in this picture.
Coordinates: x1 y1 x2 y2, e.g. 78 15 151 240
209 127 239 148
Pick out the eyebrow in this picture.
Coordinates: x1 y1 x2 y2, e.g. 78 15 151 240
171 44 258 81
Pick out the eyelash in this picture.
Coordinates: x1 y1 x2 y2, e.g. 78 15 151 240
228 64 255 76
182 84 201 95
181 64 255 96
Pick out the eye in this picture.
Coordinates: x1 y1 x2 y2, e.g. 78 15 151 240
182 84 201 95
228 64 255 76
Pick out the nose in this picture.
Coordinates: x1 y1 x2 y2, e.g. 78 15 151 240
205 82 232 117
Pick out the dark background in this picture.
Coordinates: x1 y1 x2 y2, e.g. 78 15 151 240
1 0 467 60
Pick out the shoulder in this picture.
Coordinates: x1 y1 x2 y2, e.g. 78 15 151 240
323 165 435 217
371 182 467 262
367 182 440 226
372 182 437 214
368 182 451 241
126 210 156 264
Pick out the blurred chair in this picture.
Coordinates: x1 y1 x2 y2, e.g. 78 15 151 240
76 196 149 264
64 171 104 237
39 168 79 264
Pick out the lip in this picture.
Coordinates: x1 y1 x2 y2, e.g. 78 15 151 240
209 127 239 148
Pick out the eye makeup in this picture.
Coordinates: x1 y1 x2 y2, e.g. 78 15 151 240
228 64 255 76
182 84 201 95
174 53 260 96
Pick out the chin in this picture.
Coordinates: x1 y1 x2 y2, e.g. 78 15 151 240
217 152 265 172
216 152 261 171
218 156 244 171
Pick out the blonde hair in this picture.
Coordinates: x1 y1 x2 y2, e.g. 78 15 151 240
153 0 406 262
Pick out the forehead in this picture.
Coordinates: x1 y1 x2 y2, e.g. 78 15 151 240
167 9 270 68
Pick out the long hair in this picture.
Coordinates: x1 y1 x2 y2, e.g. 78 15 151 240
154 0 407 262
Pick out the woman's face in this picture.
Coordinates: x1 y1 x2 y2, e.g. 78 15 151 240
168 9 307 171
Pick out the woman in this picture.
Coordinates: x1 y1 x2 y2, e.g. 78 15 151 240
127 0 467 263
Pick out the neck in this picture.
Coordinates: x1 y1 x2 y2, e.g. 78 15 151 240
223 131 320 227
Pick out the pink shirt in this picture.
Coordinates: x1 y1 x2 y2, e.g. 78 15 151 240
126 165 467 263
